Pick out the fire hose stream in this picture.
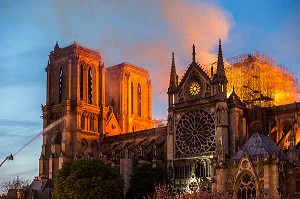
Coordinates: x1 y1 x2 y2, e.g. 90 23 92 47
0 117 66 167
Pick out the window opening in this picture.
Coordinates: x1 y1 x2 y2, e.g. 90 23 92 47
88 67 92 104
131 82 134 114
80 64 83 99
138 83 141 117
59 67 63 103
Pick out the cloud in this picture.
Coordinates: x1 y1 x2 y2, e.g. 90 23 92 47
1 1 231 119
159 1 231 64
91 1 232 116
0 119 40 127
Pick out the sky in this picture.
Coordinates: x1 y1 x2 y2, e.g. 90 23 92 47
0 0 300 186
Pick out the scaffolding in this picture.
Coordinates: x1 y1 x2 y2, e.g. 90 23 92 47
205 52 299 136
223 52 299 107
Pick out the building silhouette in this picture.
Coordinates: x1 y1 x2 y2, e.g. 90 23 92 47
28 41 300 198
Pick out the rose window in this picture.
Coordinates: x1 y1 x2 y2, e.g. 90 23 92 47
175 109 215 158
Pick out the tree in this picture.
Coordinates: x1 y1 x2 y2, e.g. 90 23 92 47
126 163 170 199
52 159 124 199
1 175 29 195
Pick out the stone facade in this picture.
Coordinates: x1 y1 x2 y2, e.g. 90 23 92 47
34 41 300 199
164 41 300 198
106 62 154 134
39 42 154 179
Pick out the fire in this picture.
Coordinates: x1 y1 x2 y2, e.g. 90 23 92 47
210 52 299 107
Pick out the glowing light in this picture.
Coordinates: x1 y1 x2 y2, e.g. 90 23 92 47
189 82 201 95
220 53 299 107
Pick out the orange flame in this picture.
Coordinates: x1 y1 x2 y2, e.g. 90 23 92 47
223 53 299 107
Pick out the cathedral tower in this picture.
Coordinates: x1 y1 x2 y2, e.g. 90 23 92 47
105 62 154 134
39 42 106 178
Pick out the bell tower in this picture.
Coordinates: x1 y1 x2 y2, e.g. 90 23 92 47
39 42 106 179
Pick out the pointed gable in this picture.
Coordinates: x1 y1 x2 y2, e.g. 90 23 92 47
105 112 122 136
174 45 212 102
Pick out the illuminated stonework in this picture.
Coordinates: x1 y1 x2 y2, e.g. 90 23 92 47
106 62 154 134
39 43 154 180
36 42 300 199
175 109 215 158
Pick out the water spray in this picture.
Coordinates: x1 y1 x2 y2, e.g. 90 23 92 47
0 116 66 167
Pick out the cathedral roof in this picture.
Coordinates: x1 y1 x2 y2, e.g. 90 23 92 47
51 41 101 60
107 62 149 74
100 127 167 155
235 132 288 160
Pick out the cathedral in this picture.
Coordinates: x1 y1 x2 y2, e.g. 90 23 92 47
32 41 300 199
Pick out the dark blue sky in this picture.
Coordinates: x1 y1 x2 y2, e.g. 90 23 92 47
0 0 299 185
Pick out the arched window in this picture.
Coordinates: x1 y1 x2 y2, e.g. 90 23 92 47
131 82 134 114
137 83 141 117
237 173 257 199
59 67 63 103
88 67 92 104
80 64 83 100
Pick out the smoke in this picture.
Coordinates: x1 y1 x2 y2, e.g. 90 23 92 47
21 0 232 118
159 0 231 64
106 1 232 112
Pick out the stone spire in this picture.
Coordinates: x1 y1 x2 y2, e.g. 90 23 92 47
217 39 225 76
54 41 59 51
212 39 228 98
192 44 196 63
169 52 178 90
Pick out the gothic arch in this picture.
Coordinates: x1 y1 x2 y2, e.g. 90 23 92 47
234 170 258 199
80 138 88 153
87 62 97 71
79 60 87 69
55 61 65 70
195 158 211 179
130 76 138 84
